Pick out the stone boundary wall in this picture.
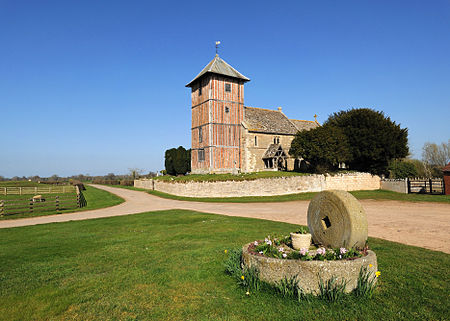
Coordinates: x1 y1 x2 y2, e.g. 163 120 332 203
380 179 408 194
135 172 380 198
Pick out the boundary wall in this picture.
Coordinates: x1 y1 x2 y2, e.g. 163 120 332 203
380 179 408 194
135 173 380 198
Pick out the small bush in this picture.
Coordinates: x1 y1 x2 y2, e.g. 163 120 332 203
388 159 418 178
119 180 134 186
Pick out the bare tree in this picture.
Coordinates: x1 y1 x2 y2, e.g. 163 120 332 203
128 168 144 180
422 140 450 177
422 140 450 166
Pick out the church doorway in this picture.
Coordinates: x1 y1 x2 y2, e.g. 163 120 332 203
263 144 287 171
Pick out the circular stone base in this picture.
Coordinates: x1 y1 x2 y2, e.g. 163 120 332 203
242 243 377 294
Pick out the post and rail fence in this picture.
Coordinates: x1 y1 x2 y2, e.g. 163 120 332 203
0 185 86 217
1 185 76 195
406 178 444 194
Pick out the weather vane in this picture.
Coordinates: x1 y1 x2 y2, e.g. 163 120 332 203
215 41 221 55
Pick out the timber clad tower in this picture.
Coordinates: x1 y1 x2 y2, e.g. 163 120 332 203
187 54 319 174
186 54 250 174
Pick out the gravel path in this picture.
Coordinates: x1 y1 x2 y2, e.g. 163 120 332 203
1 184 449 254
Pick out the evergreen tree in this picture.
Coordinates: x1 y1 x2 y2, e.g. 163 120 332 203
324 108 408 174
289 125 351 172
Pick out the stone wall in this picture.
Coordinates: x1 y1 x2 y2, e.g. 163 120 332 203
380 179 408 194
135 172 380 198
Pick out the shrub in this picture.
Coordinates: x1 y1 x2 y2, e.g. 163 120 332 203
165 146 191 176
388 159 418 178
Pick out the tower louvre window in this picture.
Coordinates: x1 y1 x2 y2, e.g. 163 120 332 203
199 127 203 143
199 83 202 96
225 83 231 92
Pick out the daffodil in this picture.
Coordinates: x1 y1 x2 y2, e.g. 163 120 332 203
224 249 228 254
246 291 250 295
241 275 245 280
376 271 381 277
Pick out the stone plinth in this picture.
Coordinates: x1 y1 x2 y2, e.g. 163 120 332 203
242 243 377 294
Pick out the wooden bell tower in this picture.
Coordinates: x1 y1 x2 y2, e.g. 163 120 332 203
186 54 250 174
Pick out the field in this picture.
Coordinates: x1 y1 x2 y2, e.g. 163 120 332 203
0 184 124 220
0 210 447 320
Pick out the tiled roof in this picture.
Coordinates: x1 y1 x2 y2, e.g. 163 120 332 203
443 163 450 173
243 107 299 135
290 119 319 131
263 144 287 159
186 55 250 87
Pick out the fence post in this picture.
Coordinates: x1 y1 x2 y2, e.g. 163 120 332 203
406 178 410 194
429 178 433 194
29 198 33 213
55 196 59 211
0 200 3 216
20 187 22 195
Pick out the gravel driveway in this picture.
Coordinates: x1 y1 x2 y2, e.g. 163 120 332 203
1 184 449 254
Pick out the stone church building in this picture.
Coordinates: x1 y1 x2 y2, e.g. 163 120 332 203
186 55 318 174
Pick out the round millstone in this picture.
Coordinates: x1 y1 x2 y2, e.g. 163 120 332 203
307 190 368 249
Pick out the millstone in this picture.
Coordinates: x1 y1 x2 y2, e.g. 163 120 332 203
307 190 368 249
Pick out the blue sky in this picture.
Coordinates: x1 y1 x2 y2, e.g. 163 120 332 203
1 0 449 177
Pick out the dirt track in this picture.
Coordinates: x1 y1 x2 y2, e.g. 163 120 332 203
1 185 449 254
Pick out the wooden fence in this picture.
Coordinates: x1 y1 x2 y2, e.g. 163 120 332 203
0 189 87 217
407 178 444 194
1 186 76 195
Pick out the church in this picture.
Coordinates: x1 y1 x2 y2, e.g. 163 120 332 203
186 54 319 174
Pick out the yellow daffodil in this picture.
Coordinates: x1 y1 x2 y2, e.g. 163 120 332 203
376 271 381 278
369 264 373 268
224 249 227 254
241 275 245 280
246 291 250 296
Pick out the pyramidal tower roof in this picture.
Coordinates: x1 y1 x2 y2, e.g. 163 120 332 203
186 55 250 87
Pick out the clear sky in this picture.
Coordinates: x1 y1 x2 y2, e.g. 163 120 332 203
1 0 449 177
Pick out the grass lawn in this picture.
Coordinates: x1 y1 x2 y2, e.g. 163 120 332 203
113 185 450 204
0 181 54 187
0 185 124 220
0 210 448 320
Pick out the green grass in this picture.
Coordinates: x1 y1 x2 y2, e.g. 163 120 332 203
113 185 450 204
0 210 448 320
0 181 65 187
0 186 124 220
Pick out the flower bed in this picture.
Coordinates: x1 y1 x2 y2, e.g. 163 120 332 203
241 234 378 294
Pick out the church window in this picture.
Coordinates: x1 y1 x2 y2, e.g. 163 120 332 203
199 127 203 143
274 137 280 144
255 136 258 146
225 106 229 113
198 149 205 162
225 83 231 92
